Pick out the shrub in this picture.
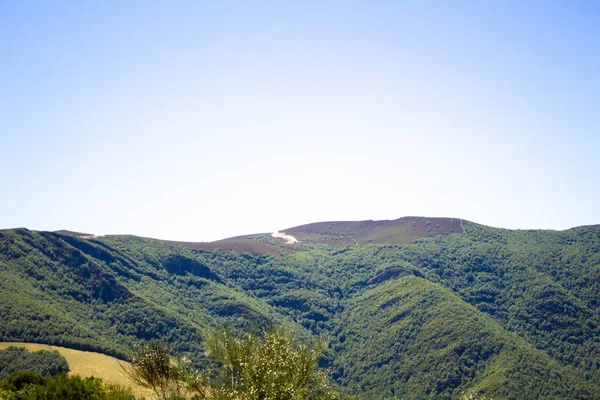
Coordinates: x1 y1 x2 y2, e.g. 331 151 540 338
120 342 187 400
0 372 134 400
193 328 339 400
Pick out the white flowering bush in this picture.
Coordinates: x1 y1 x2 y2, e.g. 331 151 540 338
123 329 339 399
121 342 188 400
192 328 339 400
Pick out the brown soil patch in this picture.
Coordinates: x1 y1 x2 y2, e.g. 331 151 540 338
283 216 463 246
158 217 464 255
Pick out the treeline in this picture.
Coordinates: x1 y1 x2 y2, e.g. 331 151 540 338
0 347 69 380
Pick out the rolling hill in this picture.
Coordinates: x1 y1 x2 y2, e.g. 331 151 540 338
153 216 464 254
1 217 600 398
0 342 151 398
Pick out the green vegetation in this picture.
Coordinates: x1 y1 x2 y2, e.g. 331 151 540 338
0 342 151 397
332 276 594 399
121 342 187 400
1 221 600 398
198 328 338 400
124 329 338 400
0 371 134 400
0 347 69 380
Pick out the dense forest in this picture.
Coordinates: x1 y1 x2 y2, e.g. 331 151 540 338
1 218 599 399
0 347 69 380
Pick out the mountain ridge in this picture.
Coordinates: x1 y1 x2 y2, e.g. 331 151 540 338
5 216 597 252
30 217 594 260
2 219 600 398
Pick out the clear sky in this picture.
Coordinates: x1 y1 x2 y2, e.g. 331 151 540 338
1 1 599 241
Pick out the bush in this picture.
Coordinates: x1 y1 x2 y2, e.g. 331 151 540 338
0 370 45 392
124 328 339 400
0 372 134 400
194 328 339 400
121 342 187 400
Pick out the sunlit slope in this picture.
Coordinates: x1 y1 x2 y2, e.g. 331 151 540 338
0 229 307 360
153 216 464 255
0 342 151 397
333 276 594 399
284 216 463 246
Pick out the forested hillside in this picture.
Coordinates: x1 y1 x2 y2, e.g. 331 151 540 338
1 219 599 399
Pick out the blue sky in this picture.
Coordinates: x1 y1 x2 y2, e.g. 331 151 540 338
1 1 599 241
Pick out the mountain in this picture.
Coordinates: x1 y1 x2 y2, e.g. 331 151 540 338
157 216 464 254
1 218 600 399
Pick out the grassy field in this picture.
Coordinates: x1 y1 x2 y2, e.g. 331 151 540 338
0 342 151 398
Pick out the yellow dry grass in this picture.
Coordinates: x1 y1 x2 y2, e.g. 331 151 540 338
0 342 153 398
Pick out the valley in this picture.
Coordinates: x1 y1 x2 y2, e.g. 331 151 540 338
1 217 599 398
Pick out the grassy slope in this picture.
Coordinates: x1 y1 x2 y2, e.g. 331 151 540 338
0 342 151 398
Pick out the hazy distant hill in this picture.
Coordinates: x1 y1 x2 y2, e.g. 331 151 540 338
1 218 599 398
156 216 463 255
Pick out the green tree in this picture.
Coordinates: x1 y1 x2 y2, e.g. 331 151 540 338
191 328 339 400
0 347 69 380
122 329 339 400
